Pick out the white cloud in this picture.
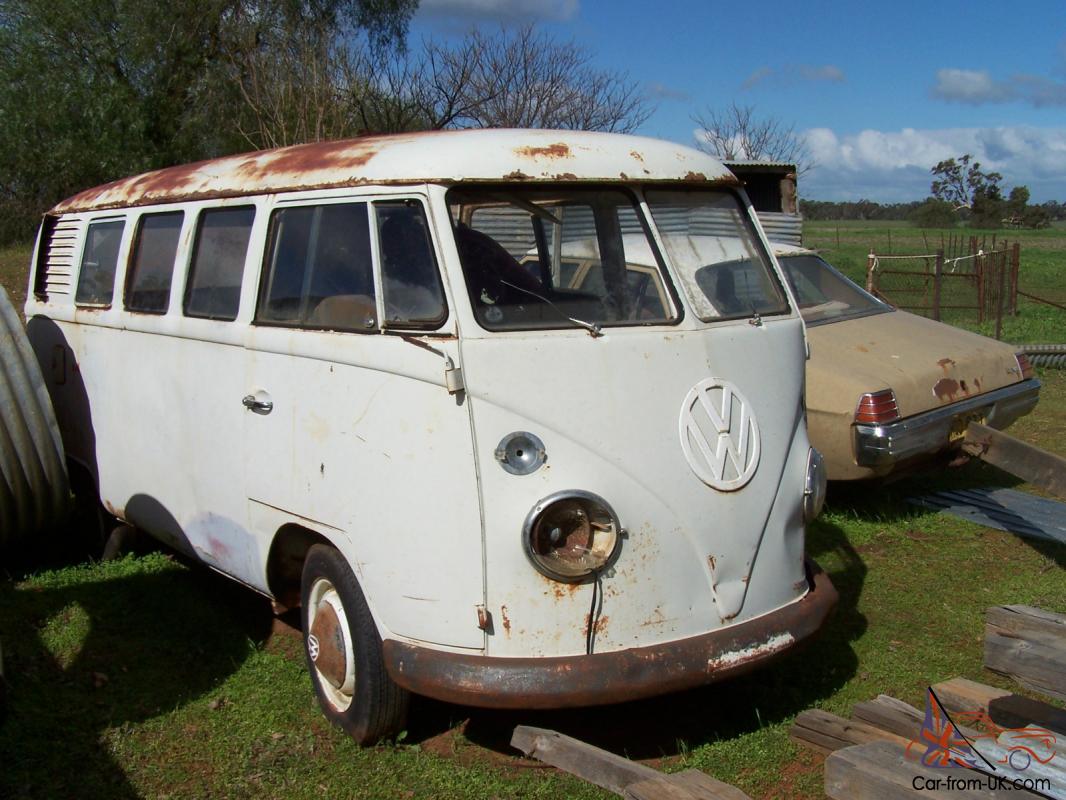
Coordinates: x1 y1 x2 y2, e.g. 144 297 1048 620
742 64 845 90
932 68 1066 107
801 125 1066 202
418 0 578 22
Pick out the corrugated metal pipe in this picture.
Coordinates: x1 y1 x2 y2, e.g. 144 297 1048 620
0 287 70 552
1019 343 1066 369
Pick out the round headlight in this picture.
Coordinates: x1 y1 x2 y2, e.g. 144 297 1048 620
523 491 622 583
803 447 827 522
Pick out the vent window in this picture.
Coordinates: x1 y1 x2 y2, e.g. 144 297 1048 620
34 216 84 299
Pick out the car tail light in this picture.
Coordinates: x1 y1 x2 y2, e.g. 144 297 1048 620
1016 353 1034 380
854 389 899 424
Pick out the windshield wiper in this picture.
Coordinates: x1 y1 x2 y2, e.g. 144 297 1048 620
498 279 603 338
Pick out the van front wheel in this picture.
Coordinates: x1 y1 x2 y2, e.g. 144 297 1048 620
300 544 409 744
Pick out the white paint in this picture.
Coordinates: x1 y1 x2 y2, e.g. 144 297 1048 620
707 632 795 669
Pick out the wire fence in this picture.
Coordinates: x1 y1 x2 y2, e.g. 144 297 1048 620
865 243 1020 339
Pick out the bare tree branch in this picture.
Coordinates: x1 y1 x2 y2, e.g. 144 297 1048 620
691 102 812 173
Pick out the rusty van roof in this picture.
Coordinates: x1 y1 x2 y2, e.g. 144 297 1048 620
51 129 739 214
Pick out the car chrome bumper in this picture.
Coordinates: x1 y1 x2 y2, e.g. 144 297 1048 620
853 378 1040 467
382 560 837 709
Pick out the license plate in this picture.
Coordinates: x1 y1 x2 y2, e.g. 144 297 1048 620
949 410 986 442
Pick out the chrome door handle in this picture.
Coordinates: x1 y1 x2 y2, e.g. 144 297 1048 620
242 395 274 414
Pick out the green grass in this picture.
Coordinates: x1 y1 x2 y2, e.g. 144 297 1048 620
1 373 1063 799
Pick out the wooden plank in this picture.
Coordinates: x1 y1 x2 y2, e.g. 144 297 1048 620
985 632 1066 703
511 726 660 795
825 741 1045 800
985 607 1066 702
790 709 910 754
662 770 751 800
964 423 1066 500
933 676 1066 734
851 695 925 740
987 605 1066 646
623 777 698 800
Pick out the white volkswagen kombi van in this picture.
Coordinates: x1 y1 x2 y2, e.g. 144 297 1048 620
25 129 836 743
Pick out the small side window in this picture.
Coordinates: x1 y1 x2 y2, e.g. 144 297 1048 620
256 203 375 332
126 212 184 314
184 206 255 321
376 200 447 328
75 219 125 306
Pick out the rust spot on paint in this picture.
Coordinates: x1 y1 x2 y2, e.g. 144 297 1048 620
683 171 709 182
975 377 982 391
515 143 571 159
938 358 956 372
707 555 716 571
856 344 869 353
933 377 959 402
503 170 531 180
630 151 644 162
960 380 969 394
554 172 578 180
500 605 511 635
584 614 609 636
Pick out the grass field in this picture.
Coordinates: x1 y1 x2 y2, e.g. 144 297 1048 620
1 223 1064 799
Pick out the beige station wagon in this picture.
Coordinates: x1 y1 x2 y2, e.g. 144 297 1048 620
547 237 1040 481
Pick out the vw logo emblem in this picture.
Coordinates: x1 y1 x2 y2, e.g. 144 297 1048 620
307 633 320 662
678 378 760 491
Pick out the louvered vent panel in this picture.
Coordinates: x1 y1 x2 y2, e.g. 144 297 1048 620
40 218 83 295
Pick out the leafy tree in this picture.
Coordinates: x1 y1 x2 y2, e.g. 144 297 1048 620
0 0 417 241
691 102 812 174
907 198 957 228
930 155 1002 210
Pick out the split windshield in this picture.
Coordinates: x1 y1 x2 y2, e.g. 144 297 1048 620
644 190 790 322
448 187 676 332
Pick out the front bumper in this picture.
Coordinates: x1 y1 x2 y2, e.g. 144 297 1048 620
382 560 837 709
853 378 1040 467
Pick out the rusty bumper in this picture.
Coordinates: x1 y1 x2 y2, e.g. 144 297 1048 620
382 560 837 709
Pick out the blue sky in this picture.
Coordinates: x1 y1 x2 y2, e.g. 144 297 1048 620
412 0 1066 202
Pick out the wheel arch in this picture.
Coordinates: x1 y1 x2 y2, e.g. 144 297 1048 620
266 523 344 609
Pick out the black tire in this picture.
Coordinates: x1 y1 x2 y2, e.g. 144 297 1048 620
300 544 409 744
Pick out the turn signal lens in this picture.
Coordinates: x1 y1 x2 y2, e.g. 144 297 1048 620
523 491 621 583
854 389 899 424
1016 353 1034 380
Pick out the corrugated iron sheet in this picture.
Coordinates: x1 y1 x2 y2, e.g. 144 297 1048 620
0 286 70 550
909 487 1066 546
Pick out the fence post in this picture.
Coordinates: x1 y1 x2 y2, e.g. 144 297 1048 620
976 249 985 323
995 248 1007 340
866 252 876 294
933 250 943 321
1010 242 1020 316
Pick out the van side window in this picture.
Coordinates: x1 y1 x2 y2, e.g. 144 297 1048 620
256 203 375 332
125 212 184 313
376 201 447 328
75 219 125 306
184 206 255 321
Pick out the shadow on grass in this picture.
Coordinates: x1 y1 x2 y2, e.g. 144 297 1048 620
0 556 274 800
403 518 868 761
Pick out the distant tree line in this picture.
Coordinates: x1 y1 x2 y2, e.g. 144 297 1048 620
804 155 1062 228
0 0 652 243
